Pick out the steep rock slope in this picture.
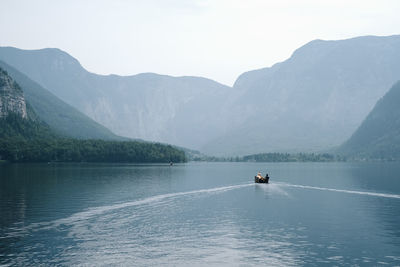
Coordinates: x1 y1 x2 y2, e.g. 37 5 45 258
0 47 231 149
0 68 27 119
0 60 121 140
0 69 187 163
202 35 400 155
339 81 400 159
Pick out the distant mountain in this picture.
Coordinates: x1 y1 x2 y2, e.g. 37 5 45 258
0 47 232 150
339 81 400 159
2 35 400 155
201 35 400 155
0 60 121 140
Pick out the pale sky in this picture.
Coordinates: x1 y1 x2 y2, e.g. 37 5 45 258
1 0 400 86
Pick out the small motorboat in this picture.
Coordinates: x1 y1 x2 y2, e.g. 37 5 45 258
255 175 269 184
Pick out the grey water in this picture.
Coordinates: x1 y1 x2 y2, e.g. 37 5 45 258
1 162 400 266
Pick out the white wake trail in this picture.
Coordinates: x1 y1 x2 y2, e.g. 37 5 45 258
45 183 254 228
276 182 400 199
3 183 253 237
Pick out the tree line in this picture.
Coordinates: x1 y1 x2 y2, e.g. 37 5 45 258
190 152 346 162
0 113 186 163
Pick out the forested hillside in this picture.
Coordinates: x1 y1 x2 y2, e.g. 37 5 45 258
0 47 231 149
0 68 186 163
0 60 122 140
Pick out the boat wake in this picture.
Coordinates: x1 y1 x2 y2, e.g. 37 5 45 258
276 182 400 199
43 181 400 231
7 183 253 236
7 181 400 238
52 183 253 226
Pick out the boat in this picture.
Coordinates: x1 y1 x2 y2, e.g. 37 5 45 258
255 175 269 183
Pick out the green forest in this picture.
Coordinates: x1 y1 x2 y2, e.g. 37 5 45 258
189 152 346 162
241 152 346 162
0 113 186 163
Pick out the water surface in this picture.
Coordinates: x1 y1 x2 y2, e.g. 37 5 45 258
1 162 400 266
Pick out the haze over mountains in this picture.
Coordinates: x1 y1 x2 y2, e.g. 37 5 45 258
0 60 121 140
1 35 400 156
0 67 186 163
339 81 400 159
204 35 400 155
0 47 232 150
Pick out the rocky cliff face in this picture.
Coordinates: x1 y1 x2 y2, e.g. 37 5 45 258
0 68 27 119
0 60 122 140
0 47 232 149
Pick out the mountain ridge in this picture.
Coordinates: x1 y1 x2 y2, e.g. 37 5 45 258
202 34 400 155
0 60 122 140
2 34 400 155
0 47 232 149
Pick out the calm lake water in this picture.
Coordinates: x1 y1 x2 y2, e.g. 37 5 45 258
1 162 400 266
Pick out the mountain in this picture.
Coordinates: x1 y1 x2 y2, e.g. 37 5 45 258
0 47 232 150
2 35 400 155
338 81 400 159
201 35 400 155
0 60 121 140
0 68 27 119
0 68 186 163
0 67 56 147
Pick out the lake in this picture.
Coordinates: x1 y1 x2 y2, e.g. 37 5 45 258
1 162 400 266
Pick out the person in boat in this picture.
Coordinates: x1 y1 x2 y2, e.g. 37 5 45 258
257 172 262 178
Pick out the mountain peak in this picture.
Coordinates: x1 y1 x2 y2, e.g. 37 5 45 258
0 46 84 77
